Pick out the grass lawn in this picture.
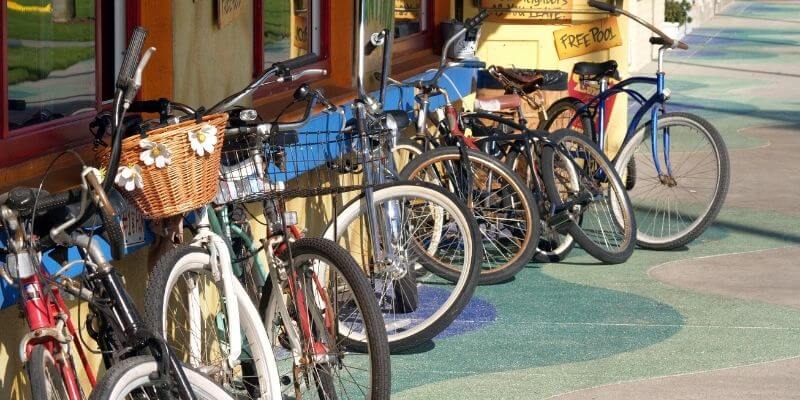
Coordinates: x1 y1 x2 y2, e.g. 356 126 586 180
7 0 95 42
7 46 94 85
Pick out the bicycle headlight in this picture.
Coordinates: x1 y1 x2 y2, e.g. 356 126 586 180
239 109 258 122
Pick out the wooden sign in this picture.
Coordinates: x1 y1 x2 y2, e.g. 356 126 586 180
395 0 421 20
481 0 573 22
293 13 309 50
553 17 622 59
217 0 244 28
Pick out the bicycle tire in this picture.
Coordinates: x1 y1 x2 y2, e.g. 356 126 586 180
614 112 730 249
399 147 540 284
88 355 234 400
28 344 73 400
259 237 391 400
322 181 481 352
144 245 281 400
541 129 636 264
391 137 426 172
539 97 594 136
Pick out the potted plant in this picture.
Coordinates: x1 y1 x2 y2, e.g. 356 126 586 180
664 0 693 39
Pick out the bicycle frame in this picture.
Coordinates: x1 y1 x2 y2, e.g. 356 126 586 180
213 204 333 367
569 46 675 177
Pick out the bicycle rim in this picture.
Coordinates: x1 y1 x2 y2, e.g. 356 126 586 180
262 239 389 399
323 182 480 349
615 113 728 248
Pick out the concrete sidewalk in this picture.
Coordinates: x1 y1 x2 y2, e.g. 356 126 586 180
391 1 800 398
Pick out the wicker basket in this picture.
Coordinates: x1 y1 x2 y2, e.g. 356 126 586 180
102 113 228 219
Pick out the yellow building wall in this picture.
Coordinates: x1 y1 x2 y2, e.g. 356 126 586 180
461 1 632 156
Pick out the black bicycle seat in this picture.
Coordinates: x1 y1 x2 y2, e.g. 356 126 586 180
572 60 620 81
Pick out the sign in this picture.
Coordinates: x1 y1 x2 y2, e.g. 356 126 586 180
553 17 622 59
481 0 573 22
395 0 422 20
217 0 244 28
293 13 309 50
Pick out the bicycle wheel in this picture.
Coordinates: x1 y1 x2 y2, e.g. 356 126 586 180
259 238 390 400
539 97 593 135
391 137 426 173
504 146 577 263
28 344 73 400
144 245 281 400
541 129 636 263
399 147 540 284
322 181 481 351
88 355 233 400
614 112 729 249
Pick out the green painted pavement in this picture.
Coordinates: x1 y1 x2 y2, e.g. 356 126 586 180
390 1 800 398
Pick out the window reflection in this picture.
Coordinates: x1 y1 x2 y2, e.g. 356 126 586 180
7 0 97 130
395 0 426 39
263 0 315 68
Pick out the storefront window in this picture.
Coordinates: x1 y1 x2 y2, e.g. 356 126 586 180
394 0 427 39
6 0 97 130
262 0 320 68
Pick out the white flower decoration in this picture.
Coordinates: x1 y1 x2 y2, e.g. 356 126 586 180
188 124 218 156
139 139 172 168
114 165 144 192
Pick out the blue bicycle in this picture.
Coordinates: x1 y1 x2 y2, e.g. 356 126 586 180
541 0 730 250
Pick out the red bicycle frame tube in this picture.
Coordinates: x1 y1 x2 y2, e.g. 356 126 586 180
20 272 96 400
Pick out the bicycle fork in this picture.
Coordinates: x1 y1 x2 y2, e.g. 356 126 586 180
191 207 242 369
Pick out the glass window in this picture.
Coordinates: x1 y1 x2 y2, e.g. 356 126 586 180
6 0 97 130
262 0 320 68
394 0 427 39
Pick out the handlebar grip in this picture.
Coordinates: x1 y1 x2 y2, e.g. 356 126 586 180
99 203 125 260
464 9 490 30
274 53 319 71
36 189 81 214
676 40 689 50
587 0 617 13
116 27 148 89
460 60 486 69
128 100 163 113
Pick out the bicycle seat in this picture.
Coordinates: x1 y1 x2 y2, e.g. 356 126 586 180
474 94 522 112
492 67 543 94
572 60 620 81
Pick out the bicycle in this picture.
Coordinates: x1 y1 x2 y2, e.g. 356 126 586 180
385 15 543 284
166 78 390 399
316 1 482 351
542 0 730 250
0 27 234 400
135 54 354 399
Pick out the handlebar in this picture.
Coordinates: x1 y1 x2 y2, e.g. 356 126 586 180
587 0 688 50
116 27 147 89
274 53 319 71
208 53 322 113
276 68 327 83
225 87 330 137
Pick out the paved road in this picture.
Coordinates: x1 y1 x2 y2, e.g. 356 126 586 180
392 1 800 398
